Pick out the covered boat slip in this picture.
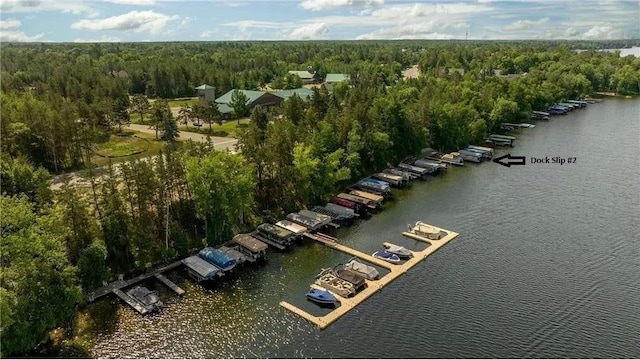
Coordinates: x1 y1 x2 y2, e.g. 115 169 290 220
467 145 494 157
199 247 237 272
217 245 249 265
298 209 338 229
275 219 308 236
256 223 295 249
310 206 358 224
286 212 324 232
398 163 431 179
324 203 360 218
232 233 268 261
383 168 415 182
371 172 405 187
337 192 378 210
182 255 221 282
349 190 384 206
280 222 459 329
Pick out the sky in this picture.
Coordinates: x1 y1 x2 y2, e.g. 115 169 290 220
0 0 638 42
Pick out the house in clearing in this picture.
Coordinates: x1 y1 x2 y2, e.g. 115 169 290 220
323 73 350 91
215 89 283 119
288 70 320 84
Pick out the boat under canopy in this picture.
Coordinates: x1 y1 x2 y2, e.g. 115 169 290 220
324 202 359 217
199 247 237 272
286 213 324 231
182 255 221 282
349 190 384 205
217 245 248 265
275 220 307 235
231 234 268 262
337 193 377 209
298 209 333 226
257 223 295 245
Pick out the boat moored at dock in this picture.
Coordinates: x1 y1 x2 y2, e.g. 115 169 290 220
126 286 163 313
275 219 307 236
405 221 446 240
383 168 415 181
344 259 379 280
182 255 222 282
217 245 248 265
298 209 338 228
355 179 391 197
371 172 405 187
349 190 384 207
231 234 268 263
467 145 494 158
398 163 431 179
286 212 325 232
306 288 339 306
314 268 356 298
337 192 378 211
441 152 464 166
199 247 237 273
333 265 367 291
383 243 413 259
256 223 296 249
457 149 482 163
372 250 401 264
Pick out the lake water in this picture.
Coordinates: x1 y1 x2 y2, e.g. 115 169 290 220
86 98 640 358
575 46 640 57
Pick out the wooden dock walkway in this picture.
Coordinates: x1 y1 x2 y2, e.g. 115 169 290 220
280 223 458 329
304 232 393 269
155 274 185 295
87 260 184 303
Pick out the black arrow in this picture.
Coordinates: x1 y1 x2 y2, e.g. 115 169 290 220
493 153 526 167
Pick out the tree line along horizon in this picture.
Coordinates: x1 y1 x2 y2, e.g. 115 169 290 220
1 40 639 357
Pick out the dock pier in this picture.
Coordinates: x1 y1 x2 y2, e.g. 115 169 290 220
155 274 185 295
281 223 458 329
87 260 184 313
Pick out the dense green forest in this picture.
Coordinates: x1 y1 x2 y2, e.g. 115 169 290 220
1 40 639 356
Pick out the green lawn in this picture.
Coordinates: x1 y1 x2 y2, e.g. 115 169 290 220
167 98 198 108
180 118 250 138
91 131 168 167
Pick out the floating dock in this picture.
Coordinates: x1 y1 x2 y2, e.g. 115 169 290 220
154 274 185 295
280 223 458 329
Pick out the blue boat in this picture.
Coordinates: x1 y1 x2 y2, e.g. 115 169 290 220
306 288 339 305
372 250 401 264
198 247 237 272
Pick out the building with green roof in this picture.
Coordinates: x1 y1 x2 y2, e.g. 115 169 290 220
288 70 320 84
271 88 314 101
215 89 283 119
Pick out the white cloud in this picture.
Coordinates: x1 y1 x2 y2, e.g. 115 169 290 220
288 22 328 39
200 30 212 38
581 25 623 39
299 0 384 11
0 19 21 30
355 21 457 40
0 18 43 42
0 30 44 41
0 0 96 15
502 17 549 31
104 0 156 4
73 35 121 42
71 10 180 34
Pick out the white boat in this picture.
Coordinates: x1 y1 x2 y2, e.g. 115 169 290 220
314 268 356 297
408 221 444 240
383 243 413 258
344 259 379 280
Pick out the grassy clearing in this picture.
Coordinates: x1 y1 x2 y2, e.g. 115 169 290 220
167 98 198 108
180 118 250 138
90 131 167 167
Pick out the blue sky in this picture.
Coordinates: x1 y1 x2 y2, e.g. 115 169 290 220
0 0 638 42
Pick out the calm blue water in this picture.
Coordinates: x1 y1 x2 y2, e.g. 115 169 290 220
85 98 640 358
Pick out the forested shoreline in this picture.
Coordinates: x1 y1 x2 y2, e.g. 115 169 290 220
1 40 639 357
